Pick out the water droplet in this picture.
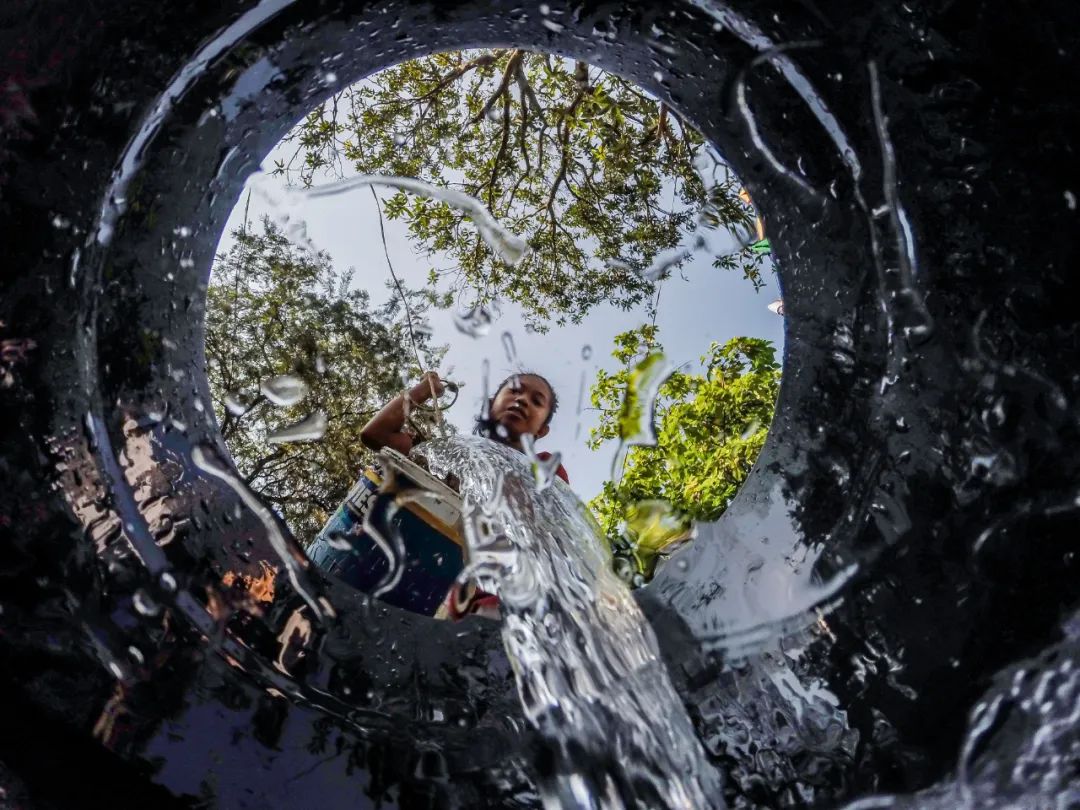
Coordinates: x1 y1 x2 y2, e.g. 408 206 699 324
581 344 593 360
740 419 763 440
325 531 353 551
266 411 328 444
128 645 145 666
51 214 70 229
159 571 177 592
392 133 407 147
304 175 529 266
192 444 333 621
542 18 564 32
260 374 309 407
767 299 784 316
173 225 192 237
224 389 255 416
453 304 496 338
616 352 670 446
132 588 160 616
522 434 562 492
501 331 516 362
323 71 338 85
1065 190 1077 210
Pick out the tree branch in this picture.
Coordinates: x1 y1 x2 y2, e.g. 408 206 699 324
468 49 524 126
243 447 287 485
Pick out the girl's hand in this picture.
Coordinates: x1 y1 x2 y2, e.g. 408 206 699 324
409 371 446 403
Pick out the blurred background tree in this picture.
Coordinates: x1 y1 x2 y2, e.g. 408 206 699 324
205 218 445 543
587 325 781 575
278 49 765 331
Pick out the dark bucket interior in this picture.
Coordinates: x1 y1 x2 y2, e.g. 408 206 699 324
1 0 1078 806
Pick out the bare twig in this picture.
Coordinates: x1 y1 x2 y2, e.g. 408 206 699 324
368 187 425 372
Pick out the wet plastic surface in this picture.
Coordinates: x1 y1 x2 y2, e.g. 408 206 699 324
1 0 1078 807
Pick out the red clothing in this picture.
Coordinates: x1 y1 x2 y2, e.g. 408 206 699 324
536 451 570 484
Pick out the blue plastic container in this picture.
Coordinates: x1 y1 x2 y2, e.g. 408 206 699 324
306 466 465 616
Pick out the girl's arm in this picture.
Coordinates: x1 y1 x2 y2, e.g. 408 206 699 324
360 371 445 455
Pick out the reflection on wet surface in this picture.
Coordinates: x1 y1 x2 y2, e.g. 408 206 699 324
2 1 1078 808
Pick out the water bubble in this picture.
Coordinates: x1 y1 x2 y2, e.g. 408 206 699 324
501 331 517 362
581 344 593 360
453 304 496 338
392 133 407 147
259 374 308 407
266 411 328 444
224 389 255 416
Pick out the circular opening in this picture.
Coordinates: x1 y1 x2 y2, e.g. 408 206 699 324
56 0 911 804
205 48 784 608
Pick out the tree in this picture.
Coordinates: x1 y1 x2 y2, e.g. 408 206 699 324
204 218 445 544
587 325 781 577
276 49 765 331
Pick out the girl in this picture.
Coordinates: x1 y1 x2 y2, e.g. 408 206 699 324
360 370 568 619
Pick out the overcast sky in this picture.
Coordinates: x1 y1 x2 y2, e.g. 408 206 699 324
217 139 785 501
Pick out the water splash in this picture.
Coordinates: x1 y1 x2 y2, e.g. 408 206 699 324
266 411 328 444
610 351 673 485
424 436 724 808
452 303 497 337
841 612 1080 809
304 174 529 266
501 331 517 363
259 374 309 407
520 434 562 493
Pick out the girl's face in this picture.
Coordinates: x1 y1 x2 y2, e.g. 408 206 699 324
490 374 553 443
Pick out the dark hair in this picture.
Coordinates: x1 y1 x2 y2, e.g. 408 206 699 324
473 371 559 437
